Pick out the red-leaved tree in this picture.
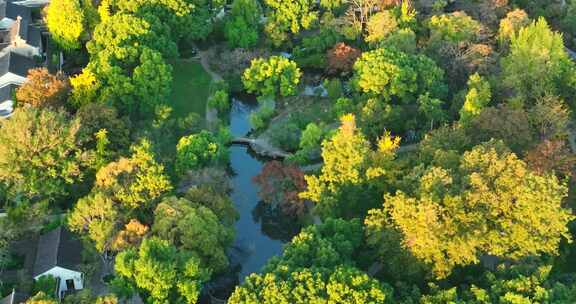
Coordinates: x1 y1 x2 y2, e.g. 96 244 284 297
524 140 575 177
253 161 308 216
326 42 361 75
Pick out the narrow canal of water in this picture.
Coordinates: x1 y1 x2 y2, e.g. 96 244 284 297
227 98 285 281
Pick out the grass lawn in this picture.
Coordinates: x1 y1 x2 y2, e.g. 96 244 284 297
169 59 212 118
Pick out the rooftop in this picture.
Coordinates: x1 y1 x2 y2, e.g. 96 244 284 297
33 227 83 277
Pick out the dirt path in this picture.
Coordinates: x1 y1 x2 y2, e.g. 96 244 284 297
198 49 223 82
195 48 223 131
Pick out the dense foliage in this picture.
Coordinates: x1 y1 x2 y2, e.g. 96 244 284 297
46 0 98 50
0 108 90 202
115 237 209 303
16 69 71 108
5 0 576 303
242 56 302 98
225 0 261 48
175 130 229 175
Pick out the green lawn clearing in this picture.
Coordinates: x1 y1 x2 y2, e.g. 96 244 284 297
169 59 212 118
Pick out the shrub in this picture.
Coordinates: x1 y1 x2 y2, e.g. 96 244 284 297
332 97 355 119
323 78 343 100
249 103 276 131
208 90 230 112
33 275 57 297
269 122 301 152
175 130 229 175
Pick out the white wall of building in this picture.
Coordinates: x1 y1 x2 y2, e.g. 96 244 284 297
34 266 84 296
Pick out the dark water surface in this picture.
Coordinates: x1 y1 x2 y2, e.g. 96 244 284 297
228 98 285 281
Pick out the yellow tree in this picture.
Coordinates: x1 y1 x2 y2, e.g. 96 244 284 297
459 73 491 125
366 141 574 279
300 114 400 218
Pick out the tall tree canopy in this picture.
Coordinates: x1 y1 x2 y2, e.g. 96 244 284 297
229 265 391 304
152 196 234 273
229 219 392 303
68 140 171 253
263 0 317 46
421 263 576 303
15 68 71 109
86 13 178 59
0 108 90 202
115 237 210 303
79 45 172 117
46 0 98 50
300 114 401 218
502 18 576 104
352 47 446 103
242 56 302 98
225 0 262 48
366 141 574 278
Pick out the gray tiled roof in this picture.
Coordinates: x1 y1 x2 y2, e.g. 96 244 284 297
33 227 83 277
0 290 28 304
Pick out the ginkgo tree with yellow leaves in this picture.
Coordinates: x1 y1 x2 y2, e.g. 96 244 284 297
300 114 401 219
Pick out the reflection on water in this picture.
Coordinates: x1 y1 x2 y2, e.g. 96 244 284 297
228 97 286 281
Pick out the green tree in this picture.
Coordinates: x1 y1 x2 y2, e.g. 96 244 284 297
366 141 574 278
418 93 446 131
229 265 391 304
229 219 390 303
242 56 302 98
264 218 364 271
421 263 576 303
33 275 58 296
115 237 210 303
225 0 261 48
501 18 576 103
263 0 317 46
352 47 446 102
87 13 178 59
300 114 401 218
94 139 172 209
68 192 119 253
0 108 90 202
46 0 98 50
427 11 482 47
291 122 324 163
152 196 234 273
81 46 172 117
459 73 491 125
175 130 229 176
100 0 216 41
